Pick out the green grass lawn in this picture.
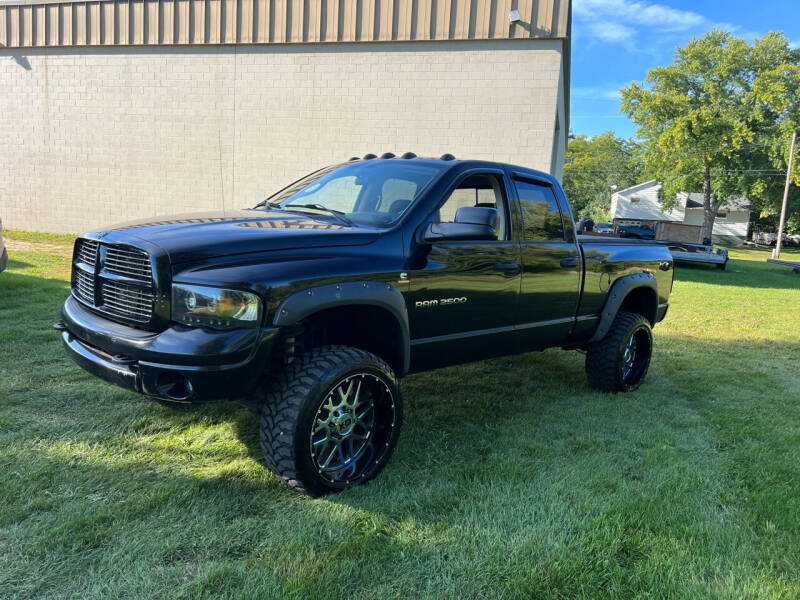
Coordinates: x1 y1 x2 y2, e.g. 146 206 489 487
1 235 799 599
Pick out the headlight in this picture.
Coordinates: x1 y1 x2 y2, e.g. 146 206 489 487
172 284 261 329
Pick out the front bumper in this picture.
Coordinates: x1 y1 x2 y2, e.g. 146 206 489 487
60 295 279 402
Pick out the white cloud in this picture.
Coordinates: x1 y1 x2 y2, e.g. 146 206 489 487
572 85 625 101
574 0 706 32
573 0 766 48
584 21 637 46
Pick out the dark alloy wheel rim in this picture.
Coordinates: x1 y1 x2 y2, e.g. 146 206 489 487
621 327 651 386
310 373 396 484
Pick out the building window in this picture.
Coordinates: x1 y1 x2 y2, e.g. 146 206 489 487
716 211 727 220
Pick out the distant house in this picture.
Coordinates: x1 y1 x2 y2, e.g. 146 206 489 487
610 181 751 245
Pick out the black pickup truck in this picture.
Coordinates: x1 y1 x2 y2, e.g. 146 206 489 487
58 154 673 496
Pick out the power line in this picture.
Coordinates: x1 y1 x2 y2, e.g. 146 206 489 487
566 169 789 175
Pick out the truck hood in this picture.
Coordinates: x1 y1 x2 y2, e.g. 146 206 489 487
92 209 380 264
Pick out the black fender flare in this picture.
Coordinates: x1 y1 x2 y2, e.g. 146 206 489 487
272 281 411 375
589 273 658 343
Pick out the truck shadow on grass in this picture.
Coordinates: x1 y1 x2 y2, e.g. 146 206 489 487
69 329 799 518
226 347 591 473
4 257 34 271
224 331 797 514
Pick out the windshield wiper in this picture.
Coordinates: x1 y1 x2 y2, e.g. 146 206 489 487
254 199 283 209
282 203 353 226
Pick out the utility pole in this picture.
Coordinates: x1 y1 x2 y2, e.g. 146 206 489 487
773 130 797 259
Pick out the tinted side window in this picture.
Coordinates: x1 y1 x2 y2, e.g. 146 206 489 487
437 174 509 241
515 180 564 241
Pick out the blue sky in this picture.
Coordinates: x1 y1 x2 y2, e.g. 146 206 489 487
570 0 800 139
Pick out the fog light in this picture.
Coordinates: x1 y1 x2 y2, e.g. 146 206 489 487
156 372 194 401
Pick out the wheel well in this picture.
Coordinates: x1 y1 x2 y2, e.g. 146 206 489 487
619 287 658 325
284 305 405 375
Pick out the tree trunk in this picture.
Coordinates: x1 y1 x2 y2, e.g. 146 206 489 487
701 163 715 243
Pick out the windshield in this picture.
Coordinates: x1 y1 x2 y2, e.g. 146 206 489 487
261 161 445 227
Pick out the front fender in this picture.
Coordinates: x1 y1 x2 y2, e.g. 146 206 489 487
272 281 411 375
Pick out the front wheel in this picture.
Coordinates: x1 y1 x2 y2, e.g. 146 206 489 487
585 311 653 393
259 345 402 496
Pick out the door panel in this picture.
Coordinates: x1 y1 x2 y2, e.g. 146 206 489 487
407 241 521 370
406 171 521 372
514 177 582 350
517 241 581 349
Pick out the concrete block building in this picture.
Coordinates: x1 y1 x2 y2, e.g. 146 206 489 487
0 0 571 233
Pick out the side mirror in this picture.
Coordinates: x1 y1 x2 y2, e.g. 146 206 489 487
422 205 498 242
423 222 496 242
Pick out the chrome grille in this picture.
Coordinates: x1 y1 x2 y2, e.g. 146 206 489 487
100 281 155 323
104 246 152 283
73 268 95 304
71 238 156 326
76 239 99 266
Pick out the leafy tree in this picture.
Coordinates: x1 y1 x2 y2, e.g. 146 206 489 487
752 36 800 232
562 131 641 221
621 30 798 239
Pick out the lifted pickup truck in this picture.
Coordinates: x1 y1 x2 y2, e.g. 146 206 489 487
58 154 673 495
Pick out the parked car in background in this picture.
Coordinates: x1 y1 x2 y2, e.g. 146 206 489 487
619 224 656 240
752 231 776 245
595 222 614 234
0 218 8 273
752 231 800 246
57 154 674 496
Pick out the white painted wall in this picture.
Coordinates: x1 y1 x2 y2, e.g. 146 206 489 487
684 208 750 241
0 40 566 233
611 181 683 222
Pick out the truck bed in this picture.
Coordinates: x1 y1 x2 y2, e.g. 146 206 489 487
577 234 661 245
580 234 728 269
567 234 673 342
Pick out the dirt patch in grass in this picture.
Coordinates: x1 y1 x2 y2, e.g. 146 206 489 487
5 238 73 258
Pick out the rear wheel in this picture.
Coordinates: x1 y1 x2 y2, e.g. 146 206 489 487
585 311 653 393
258 345 402 496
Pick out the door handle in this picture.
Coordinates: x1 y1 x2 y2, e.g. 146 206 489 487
560 257 579 268
494 260 519 271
